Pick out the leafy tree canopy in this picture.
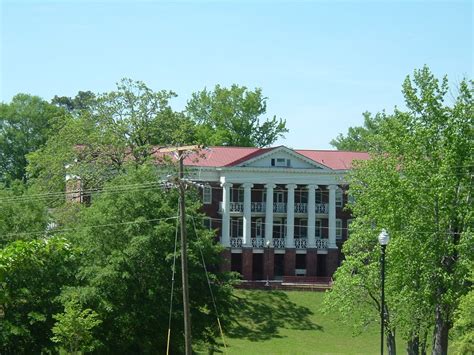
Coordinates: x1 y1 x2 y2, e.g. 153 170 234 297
0 237 78 353
0 183 49 247
0 94 68 184
60 165 235 353
186 84 288 147
325 66 473 355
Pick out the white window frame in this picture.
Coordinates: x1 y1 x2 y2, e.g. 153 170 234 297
315 219 322 238
202 217 212 230
255 218 263 238
274 191 285 203
315 190 323 204
336 219 342 239
275 158 287 167
299 218 307 238
336 189 343 207
231 217 243 238
203 185 212 204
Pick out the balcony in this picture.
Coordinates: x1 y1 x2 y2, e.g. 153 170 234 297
294 238 307 249
219 202 328 214
230 237 243 248
251 237 265 248
229 237 328 249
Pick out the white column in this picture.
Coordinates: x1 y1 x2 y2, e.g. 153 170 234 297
307 184 318 248
265 183 276 246
286 184 297 248
242 183 253 247
328 185 338 249
221 182 232 247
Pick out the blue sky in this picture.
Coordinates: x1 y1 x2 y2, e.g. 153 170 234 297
1 0 472 149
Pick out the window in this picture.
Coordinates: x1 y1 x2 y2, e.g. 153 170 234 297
299 219 307 238
274 191 285 203
336 219 342 239
255 218 263 238
271 157 290 167
203 185 212 204
336 189 343 207
315 219 322 238
315 190 323 204
231 188 244 202
203 217 212 230
296 190 307 204
231 218 243 238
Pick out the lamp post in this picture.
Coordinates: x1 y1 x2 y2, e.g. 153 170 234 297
265 240 271 287
378 229 390 355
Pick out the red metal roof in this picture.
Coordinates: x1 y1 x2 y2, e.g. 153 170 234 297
175 146 369 170
296 150 370 170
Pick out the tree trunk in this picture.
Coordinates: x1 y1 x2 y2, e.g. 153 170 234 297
386 330 397 355
431 304 449 355
407 335 420 355
420 331 427 355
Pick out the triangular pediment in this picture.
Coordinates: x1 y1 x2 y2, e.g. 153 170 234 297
235 146 330 170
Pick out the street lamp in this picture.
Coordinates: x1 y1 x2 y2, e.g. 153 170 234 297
378 229 390 355
265 240 271 287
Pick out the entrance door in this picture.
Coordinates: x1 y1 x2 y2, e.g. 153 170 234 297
252 253 264 280
317 254 327 277
274 254 285 278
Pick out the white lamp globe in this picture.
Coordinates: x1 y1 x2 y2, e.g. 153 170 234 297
378 229 390 246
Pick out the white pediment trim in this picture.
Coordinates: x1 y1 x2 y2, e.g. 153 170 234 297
236 146 331 170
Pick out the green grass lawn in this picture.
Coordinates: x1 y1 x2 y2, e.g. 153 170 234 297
221 290 403 355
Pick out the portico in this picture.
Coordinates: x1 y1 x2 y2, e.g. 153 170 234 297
181 145 369 280
219 182 340 251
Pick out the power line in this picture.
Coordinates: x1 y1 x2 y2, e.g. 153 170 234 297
3 216 178 238
1 177 471 204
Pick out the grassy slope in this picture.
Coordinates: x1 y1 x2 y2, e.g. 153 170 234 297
223 290 403 355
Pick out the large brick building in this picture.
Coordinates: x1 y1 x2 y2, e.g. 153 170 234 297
66 145 369 281
175 145 369 281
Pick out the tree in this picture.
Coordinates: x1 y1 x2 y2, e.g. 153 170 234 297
0 94 68 184
61 165 235 353
329 111 390 152
324 67 473 355
0 237 78 353
186 84 288 147
51 299 102 354
27 79 197 203
451 267 474 355
51 90 97 114
0 183 49 247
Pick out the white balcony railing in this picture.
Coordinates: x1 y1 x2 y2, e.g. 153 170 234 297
251 202 266 213
219 202 329 214
227 237 328 249
229 202 243 212
230 237 243 248
294 203 307 213
251 237 265 248
272 238 286 249
273 202 287 213
294 238 307 249
315 238 328 249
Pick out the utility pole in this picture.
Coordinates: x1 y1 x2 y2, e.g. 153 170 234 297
160 145 199 355
178 150 192 355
